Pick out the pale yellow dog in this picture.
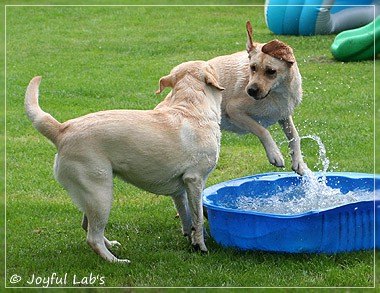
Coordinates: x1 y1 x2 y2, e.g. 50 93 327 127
208 21 307 175
24 61 224 263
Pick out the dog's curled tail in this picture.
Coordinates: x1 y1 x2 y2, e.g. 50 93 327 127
25 76 61 146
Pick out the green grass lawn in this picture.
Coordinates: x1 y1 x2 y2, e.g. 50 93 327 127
5 1 377 290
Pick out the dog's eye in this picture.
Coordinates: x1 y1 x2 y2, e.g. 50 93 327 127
250 65 256 72
266 68 276 75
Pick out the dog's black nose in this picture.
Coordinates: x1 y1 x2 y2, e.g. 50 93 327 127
247 85 259 97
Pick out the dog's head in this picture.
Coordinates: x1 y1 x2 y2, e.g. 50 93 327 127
156 61 224 94
245 21 296 100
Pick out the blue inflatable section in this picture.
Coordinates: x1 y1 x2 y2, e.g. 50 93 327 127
265 0 380 35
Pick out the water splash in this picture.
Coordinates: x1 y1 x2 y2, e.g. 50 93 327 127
222 135 375 215
300 135 330 173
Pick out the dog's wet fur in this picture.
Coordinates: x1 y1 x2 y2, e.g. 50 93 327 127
208 21 307 175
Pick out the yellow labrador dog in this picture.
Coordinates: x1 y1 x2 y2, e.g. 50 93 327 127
208 21 307 175
24 61 224 263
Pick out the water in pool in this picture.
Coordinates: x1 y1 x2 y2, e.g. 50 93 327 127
232 177 375 215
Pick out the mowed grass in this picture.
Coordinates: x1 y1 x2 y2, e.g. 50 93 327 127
5 3 376 289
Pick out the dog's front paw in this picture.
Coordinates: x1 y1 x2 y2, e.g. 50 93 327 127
266 149 285 168
292 161 309 176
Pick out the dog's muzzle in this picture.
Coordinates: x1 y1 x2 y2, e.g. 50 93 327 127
247 85 271 100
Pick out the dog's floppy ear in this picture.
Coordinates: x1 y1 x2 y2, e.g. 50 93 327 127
246 21 259 54
262 39 296 65
203 65 225 91
155 74 175 94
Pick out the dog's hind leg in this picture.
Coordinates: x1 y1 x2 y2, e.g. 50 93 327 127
85 208 126 262
183 173 207 253
81 214 120 249
81 180 130 263
79 185 129 263
55 159 129 263
172 192 192 238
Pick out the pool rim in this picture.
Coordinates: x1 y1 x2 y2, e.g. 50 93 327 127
202 171 379 218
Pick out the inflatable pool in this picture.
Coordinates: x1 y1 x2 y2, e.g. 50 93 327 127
203 172 379 253
265 0 379 35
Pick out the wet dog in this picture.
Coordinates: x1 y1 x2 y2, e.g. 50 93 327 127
208 21 307 175
24 61 224 262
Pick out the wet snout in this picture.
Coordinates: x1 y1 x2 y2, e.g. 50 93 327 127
247 84 259 97
246 83 270 100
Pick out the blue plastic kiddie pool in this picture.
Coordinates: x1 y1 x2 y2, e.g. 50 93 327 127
203 172 379 253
